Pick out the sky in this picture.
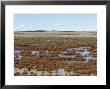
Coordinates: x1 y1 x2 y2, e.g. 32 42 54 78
14 14 97 32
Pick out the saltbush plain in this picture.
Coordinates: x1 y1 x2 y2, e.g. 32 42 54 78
14 32 97 76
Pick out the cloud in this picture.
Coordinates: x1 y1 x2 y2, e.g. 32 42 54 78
81 22 85 25
89 22 94 25
19 24 25 27
14 24 25 31
54 23 65 26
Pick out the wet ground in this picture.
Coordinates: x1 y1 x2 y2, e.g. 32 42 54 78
14 46 96 61
14 68 96 76
14 46 97 76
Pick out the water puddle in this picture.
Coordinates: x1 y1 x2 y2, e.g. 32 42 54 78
56 69 66 76
14 67 95 76
45 51 49 55
31 50 49 56
14 47 96 61
63 47 97 61
14 68 75 76
31 50 39 56
58 54 76 59
14 50 22 60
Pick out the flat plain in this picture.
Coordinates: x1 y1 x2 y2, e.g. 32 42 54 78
14 31 97 76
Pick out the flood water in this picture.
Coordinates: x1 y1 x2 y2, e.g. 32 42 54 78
14 50 22 60
31 50 39 55
14 46 97 76
14 68 79 76
58 54 76 59
66 47 96 61
14 46 96 61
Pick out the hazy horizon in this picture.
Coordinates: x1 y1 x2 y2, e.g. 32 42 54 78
14 14 97 32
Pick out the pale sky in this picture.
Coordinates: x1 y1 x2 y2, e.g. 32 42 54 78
14 14 97 31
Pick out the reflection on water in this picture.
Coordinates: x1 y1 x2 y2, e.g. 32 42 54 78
14 50 22 60
31 50 39 56
58 54 76 59
66 47 96 61
14 68 79 76
14 67 96 76
56 69 65 76
14 46 96 61
14 46 97 76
